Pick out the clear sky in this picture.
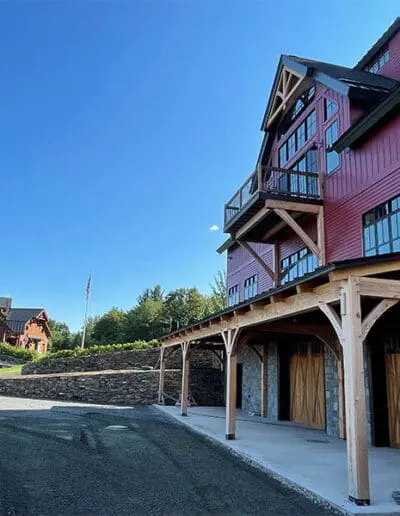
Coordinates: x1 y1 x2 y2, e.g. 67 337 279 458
0 0 398 330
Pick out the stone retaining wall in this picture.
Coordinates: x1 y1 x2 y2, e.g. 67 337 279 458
0 368 224 406
22 347 216 375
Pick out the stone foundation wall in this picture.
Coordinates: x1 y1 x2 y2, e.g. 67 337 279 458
238 346 261 414
0 369 224 407
267 342 279 421
324 346 339 438
22 347 216 376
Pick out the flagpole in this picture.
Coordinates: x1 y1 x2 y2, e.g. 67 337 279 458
81 274 91 349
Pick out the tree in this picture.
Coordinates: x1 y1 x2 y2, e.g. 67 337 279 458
210 270 227 310
124 297 165 341
91 308 125 345
48 320 71 351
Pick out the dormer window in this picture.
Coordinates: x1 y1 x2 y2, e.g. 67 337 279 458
366 48 389 74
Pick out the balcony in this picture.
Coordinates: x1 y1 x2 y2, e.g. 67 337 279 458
224 166 323 239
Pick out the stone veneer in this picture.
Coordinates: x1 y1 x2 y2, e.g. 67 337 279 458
22 347 216 376
324 346 339 437
0 368 224 407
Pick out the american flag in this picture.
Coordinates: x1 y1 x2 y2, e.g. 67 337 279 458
86 274 92 299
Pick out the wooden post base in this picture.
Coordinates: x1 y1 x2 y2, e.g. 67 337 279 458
225 434 235 440
349 496 370 506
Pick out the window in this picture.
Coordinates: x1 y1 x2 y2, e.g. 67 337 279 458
306 110 316 138
279 110 317 167
280 248 318 285
244 275 257 300
228 285 239 306
363 196 400 257
279 86 316 137
325 120 340 173
367 49 389 74
324 98 338 121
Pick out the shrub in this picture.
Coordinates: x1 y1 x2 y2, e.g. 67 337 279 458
41 339 160 360
0 343 37 362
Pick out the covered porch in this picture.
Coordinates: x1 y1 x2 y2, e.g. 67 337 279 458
158 254 400 508
155 405 400 515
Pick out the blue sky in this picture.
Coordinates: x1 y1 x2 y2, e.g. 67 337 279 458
0 1 398 330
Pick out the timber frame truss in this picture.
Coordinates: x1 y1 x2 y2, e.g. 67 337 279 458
267 66 304 127
230 202 325 286
159 257 400 506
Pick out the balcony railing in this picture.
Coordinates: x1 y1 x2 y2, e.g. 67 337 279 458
224 166 321 226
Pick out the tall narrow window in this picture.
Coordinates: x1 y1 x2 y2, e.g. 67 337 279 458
228 285 239 306
325 120 340 173
363 196 400 256
324 98 338 121
244 275 257 300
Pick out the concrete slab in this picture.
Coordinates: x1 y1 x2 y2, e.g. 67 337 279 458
155 405 400 516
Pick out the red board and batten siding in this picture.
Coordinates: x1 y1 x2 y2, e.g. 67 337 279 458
227 37 400 298
228 84 351 299
325 112 400 261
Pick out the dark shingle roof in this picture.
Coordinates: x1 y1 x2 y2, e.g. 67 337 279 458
7 308 44 322
6 308 44 330
288 55 398 92
354 17 400 71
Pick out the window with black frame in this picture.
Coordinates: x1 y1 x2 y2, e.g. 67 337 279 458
244 275 257 300
228 284 239 306
279 109 317 168
363 196 400 256
325 120 340 173
280 247 318 284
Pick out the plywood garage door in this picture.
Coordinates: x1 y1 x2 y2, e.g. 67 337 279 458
290 342 325 430
386 350 400 448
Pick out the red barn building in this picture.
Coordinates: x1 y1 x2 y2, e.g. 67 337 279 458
159 19 400 506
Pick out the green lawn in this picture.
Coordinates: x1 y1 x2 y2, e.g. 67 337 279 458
0 364 23 376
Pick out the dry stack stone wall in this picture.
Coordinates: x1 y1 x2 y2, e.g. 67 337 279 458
0 369 224 406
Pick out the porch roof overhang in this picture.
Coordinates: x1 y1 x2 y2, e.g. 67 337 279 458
160 253 400 347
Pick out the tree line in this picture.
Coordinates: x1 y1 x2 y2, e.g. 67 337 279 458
49 272 226 351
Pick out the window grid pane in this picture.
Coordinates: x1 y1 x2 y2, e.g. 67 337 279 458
363 196 400 257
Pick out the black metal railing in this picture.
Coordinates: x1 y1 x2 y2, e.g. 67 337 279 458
224 166 321 226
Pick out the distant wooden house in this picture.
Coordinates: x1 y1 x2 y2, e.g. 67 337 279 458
5 309 51 354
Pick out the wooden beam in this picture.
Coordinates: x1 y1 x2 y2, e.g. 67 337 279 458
235 206 271 240
273 208 321 260
267 67 303 127
264 198 321 214
328 259 400 282
237 240 274 281
181 341 190 416
361 298 399 341
260 344 268 417
161 281 342 347
338 357 346 440
358 277 400 299
319 303 343 343
341 278 370 505
272 243 280 286
317 206 326 266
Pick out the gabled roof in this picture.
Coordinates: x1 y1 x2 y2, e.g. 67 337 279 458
6 308 44 324
333 84 400 152
6 308 49 335
354 17 400 71
289 56 397 92
261 54 398 132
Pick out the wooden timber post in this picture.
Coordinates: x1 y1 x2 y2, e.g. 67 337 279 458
341 277 370 506
260 344 268 417
158 346 166 404
222 328 240 440
181 341 190 416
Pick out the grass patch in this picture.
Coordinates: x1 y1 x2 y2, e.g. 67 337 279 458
0 364 23 376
